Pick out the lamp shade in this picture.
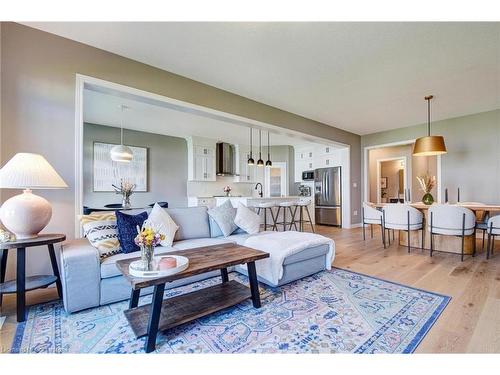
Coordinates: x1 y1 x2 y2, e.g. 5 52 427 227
412 136 447 156
0 153 68 189
110 144 134 162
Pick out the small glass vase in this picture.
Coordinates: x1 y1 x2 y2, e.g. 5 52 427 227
122 195 131 209
225 191 230 197
422 192 434 205
140 245 155 271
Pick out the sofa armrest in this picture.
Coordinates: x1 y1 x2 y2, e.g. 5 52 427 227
59 238 101 313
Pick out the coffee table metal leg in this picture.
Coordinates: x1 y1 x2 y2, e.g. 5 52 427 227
145 283 165 353
47 244 63 298
246 261 261 308
129 289 140 309
16 247 26 322
220 267 229 283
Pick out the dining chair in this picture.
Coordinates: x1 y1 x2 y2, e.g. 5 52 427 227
428 205 476 261
148 201 169 208
362 202 385 247
458 202 487 250
104 203 123 209
382 204 424 253
486 215 500 259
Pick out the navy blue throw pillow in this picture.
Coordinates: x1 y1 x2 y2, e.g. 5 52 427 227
115 211 148 253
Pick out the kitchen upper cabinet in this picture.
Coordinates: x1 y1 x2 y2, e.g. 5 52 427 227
234 145 256 183
294 144 340 182
187 136 216 181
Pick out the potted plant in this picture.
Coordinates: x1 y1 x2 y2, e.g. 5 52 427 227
223 185 232 197
134 221 165 271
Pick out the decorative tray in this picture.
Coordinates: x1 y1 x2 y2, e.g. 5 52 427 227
129 255 189 278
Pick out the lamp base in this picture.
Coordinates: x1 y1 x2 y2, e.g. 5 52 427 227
0 189 52 239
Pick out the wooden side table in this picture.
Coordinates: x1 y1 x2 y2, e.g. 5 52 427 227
0 234 66 322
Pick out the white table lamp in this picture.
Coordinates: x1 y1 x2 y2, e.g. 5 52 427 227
0 153 68 239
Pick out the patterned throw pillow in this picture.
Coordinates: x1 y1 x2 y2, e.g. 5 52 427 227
79 212 121 260
116 211 148 254
207 200 238 237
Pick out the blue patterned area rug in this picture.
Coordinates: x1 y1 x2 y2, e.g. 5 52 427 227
11 268 450 354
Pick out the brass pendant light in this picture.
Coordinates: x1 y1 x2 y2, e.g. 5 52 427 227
265 131 272 167
413 95 447 156
247 127 255 165
257 129 264 167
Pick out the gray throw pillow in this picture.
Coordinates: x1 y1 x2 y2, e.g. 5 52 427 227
207 200 238 237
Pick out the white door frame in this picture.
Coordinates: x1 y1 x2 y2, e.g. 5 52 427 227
264 162 288 197
75 74 352 235
363 140 442 205
376 156 408 204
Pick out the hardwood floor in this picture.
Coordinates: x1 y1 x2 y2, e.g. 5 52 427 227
1 225 499 353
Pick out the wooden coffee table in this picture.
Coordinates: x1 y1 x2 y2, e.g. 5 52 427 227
116 242 269 353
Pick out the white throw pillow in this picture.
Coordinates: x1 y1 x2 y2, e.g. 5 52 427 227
234 202 261 234
147 203 179 247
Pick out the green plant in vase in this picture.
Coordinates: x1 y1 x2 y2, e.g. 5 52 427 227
416 175 436 205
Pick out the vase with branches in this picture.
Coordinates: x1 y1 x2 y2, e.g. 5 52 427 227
112 179 136 208
416 175 436 205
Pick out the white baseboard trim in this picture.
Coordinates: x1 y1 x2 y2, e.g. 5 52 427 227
0 316 5 330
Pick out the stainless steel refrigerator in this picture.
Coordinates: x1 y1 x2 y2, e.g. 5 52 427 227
314 167 342 226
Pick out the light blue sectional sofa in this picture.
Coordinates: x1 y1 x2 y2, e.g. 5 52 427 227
60 206 330 313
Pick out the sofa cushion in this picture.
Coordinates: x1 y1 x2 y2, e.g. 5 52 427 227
116 211 148 253
167 207 210 241
207 200 238 237
79 212 121 259
234 202 261 234
172 237 234 250
209 216 246 238
100 245 176 279
148 203 179 247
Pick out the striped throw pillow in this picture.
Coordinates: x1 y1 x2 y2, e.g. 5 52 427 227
79 212 121 259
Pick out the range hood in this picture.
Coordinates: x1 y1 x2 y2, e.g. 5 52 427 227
216 142 236 176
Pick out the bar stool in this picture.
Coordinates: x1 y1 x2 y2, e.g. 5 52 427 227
382 204 424 252
256 201 278 231
428 205 476 262
486 215 500 259
362 202 385 246
291 199 315 233
275 201 297 231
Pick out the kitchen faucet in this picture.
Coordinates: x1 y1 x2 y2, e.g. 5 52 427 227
255 183 263 198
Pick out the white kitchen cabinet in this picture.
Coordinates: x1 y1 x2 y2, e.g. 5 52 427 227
187 136 216 181
187 197 216 208
294 144 339 182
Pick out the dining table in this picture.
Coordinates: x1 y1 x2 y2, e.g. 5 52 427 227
369 202 500 255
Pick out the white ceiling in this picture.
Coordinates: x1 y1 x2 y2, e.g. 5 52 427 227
27 22 500 135
83 88 330 148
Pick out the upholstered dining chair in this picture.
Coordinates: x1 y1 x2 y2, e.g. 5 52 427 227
428 205 476 261
382 204 424 253
362 202 385 247
148 201 169 208
458 202 487 250
486 215 500 259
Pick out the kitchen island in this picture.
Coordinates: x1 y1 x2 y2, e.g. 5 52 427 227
216 196 316 227
188 196 315 225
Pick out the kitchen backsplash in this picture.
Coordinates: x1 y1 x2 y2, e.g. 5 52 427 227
187 177 256 197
